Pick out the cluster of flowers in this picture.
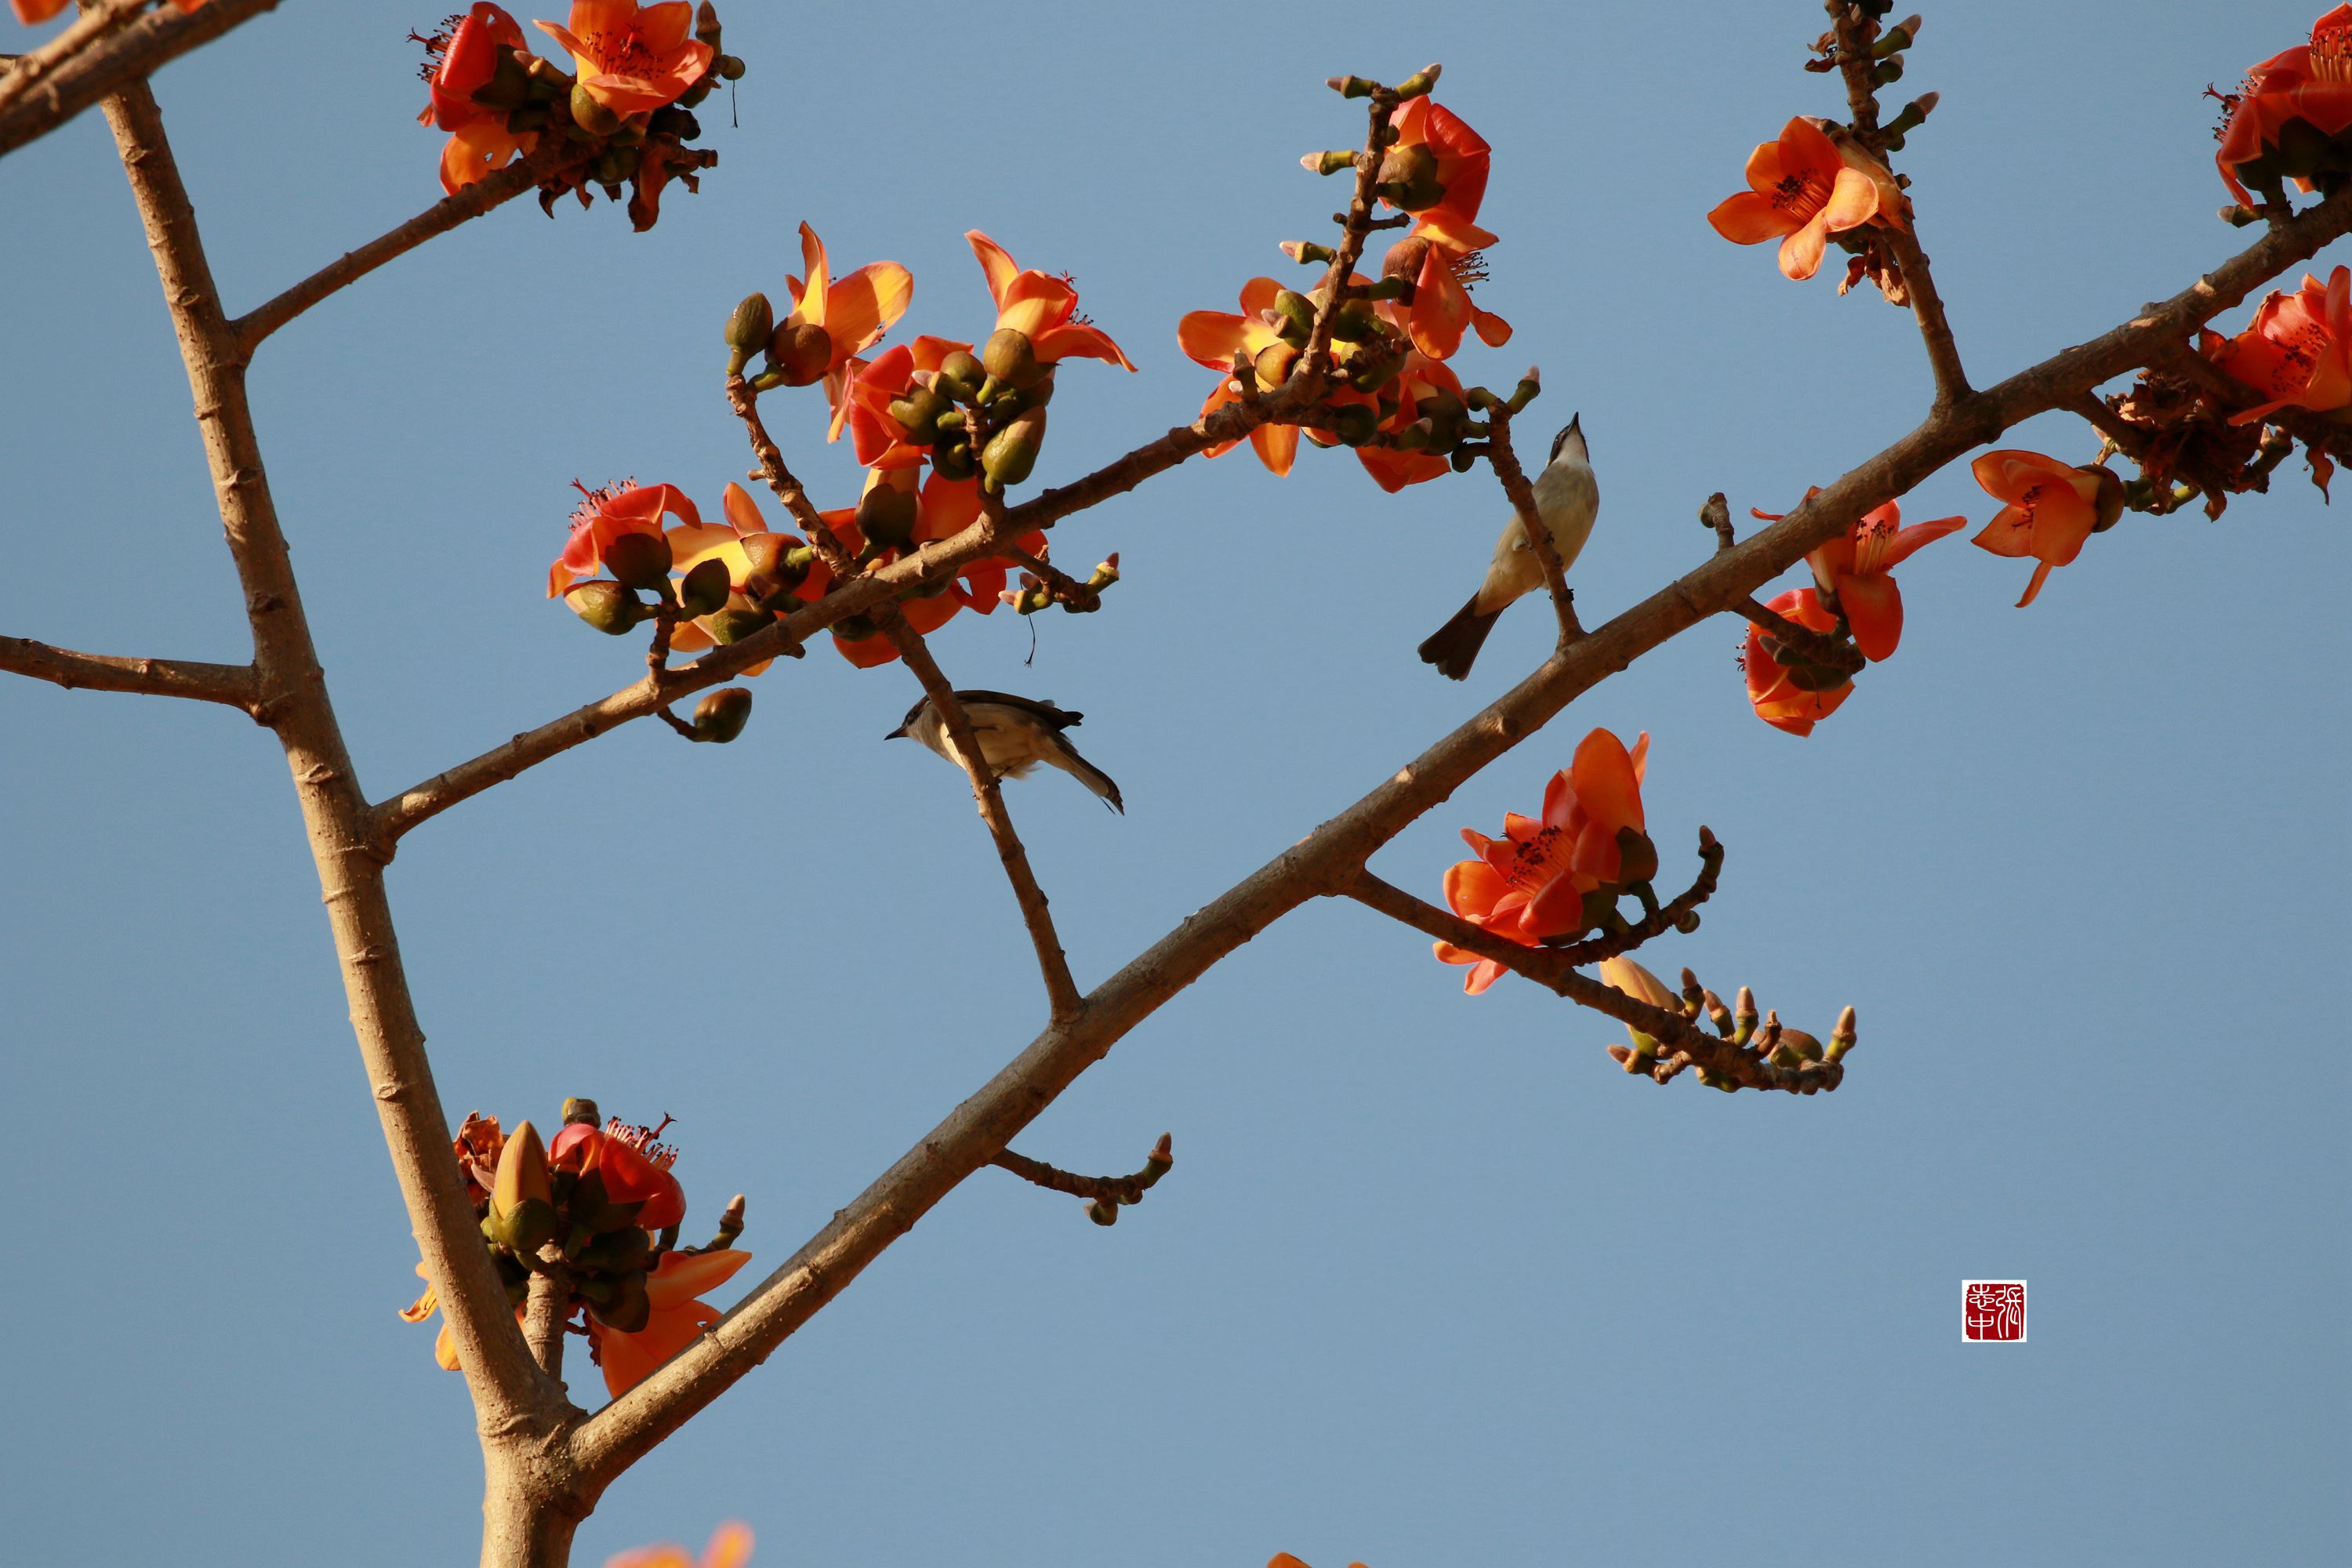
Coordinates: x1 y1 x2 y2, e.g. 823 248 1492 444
555 223 1128 669
1434 727 1653 993
1180 88 1516 492
414 0 741 226
2216 4 2352 210
401 1100 750 1398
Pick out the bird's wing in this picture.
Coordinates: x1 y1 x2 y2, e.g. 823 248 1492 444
951 689 1081 728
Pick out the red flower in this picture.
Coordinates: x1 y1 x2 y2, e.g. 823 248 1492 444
1969 450 2123 608
1708 116 1905 281
1754 489 1965 662
844 335 975 469
1378 97 1492 228
1178 278 1303 477
535 0 712 118
587 1246 752 1396
1434 730 1651 993
546 480 702 598
550 1116 687 1230
2201 265 2352 424
815 466 1040 669
967 231 1135 372
2215 5 2352 205
1743 587 1853 737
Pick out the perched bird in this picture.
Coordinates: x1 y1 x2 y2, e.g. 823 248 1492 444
1417 414 1599 680
887 690 1124 812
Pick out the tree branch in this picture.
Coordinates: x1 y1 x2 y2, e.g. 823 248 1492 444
0 0 281 159
0 634 257 710
1483 392 1583 644
879 609 1085 1020
231 156 555 355
0 0 147 122
993 1132 1174 1222
97 78 567 1452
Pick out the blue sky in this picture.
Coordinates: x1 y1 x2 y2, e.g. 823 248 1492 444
2 2 2345 1564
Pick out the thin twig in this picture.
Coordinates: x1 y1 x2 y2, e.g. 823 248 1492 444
1483 397 1582 644
0 635 257 710
1344 871 1838 1094
879 608 1085 1021
991 1132 1173 1205
1700 492 1735 551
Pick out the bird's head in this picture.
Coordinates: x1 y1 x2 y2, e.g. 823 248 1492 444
885 695 929 739
1548 413 1587 467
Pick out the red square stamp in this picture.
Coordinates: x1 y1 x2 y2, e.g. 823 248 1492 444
1962 1280 2027 1342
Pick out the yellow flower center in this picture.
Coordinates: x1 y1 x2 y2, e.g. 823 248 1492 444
580 24 663 77
1503 826 1573 891
2314 18 2352 82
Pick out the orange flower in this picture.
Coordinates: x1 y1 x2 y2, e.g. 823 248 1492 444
1743 587 1852 736
1179 278 1302 477
588 1246 753 1396
662 481 829 674
1434 730 1652 994
1708 116 1905 281
2201 265 2352 424
814 466 1038 669
608 1522 756 1568
844 335 975 469
1379 211 1512 362
1353 353 1467 493
535 0 711 117
766 223 914 436
417 5 540 193
550 1115 688 1230
1969 450 2123 608
2215 5 2352 206
547 480 702 598
967 231 1135 372
1753 489 1965 662
1378 97 1492 227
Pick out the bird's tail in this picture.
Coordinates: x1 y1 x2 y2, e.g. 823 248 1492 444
1417 596 1501 681
1047 733 1125 813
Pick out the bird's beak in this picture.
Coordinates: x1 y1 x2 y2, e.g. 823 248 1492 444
1569 412 1581 433
884 724 908 740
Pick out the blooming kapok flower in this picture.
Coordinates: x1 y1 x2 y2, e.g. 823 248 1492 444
765 223 914 435
1969 450 2123 608
2215 6 2352 205
844 335 974 468
417 4 539 193
1378 97 1492 227
1708 116 1907 281
1379 212 1512 361
1434 730 1651 994
1355 352 1468 493
1751 489 1965 662
535 0 711 117
659 481 830 673
966 231 1136 373
2201 265 2352 424
1178 278 1303 477
550 1115 688 1230
588 1247 753 1396
547 481 702 597
608 1521 757 1568
815 466 1039 669
1743 586 1852 737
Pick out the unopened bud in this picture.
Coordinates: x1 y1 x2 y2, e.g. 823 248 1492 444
1613 827 1660 887
570 82 622 136
1393 62 1442 100
855 480 920 551
1301 149 1359 176
1272 289 1316 343
601 530 673 593
766 320 834 387
935 350 986 399
1254 340 1301 388
982 406 1048 488
1732 985 1759 1045
982 327 1042 388
1086 552 1121 591
700 604 774 644
677 557 731 617
492 1120 553 1213
885 386 948 442
1330 299 1381 342
717 53 746 79
588 1268 652 1332
1826 1004 1859 1062
1280 240 1338 266
1327 74 1377 98
1087 1199 1118 1226
2082 464 2127 533
724 292 774 369
564 579 643 635
1142 1132 1174 1182
692 686 753 743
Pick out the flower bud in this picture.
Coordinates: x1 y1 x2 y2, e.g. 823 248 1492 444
765 319 834 387
1826 1004 1858 1063
737 532 810 598
1254 340 1301 388
1613 827 1660 887
724 292 774 365
717 53 746 79
1393 62 1442 100
935 350 986 399
1301 149 1359 176
1330 403 1380 447
982 327 1043 388
692 686 753 743
1330 299 1381 342
601 530 673 592
1272 289 1316 343
1087 1199 1119 1225
569 82 622 136
931 440 978 481
493 1120 552 1213
885 386 949 443
586 1267 652 1332
982 406 1048 488
855 481 920 553
1375 141 1443 209
677 557 731 617
564 580 644 635
699 604 774 644
2082 464 2126 533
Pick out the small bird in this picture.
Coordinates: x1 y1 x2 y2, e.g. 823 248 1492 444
887 690 1124 812
1417 414 1599 680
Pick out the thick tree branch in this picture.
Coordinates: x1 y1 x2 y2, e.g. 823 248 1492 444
0 0 147 121
0 634 256 710
232 156 554 355
97 80 568 1462
0 0 281 159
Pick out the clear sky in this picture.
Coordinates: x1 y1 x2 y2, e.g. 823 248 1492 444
3 2 2345 1565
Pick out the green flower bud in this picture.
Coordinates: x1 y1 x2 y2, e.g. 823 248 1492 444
699 604 774 645
982 327 1043 388
935 350 986 400
587 1267 652 1332
1087 1199 1119 1225
1330 299 1381 342
766 319 834 387
717 53 746 80
856 482 920 552
677 557 731 617
576 1225 654 1274
570 82 622 136
691 687 753 743
564 580 644 635
1614 827 1660 887
1253 340 1301 388
601 531 673 593
1330 403 1380 447
724 292 774 373
931 440 978 481
1272 289 1316 343
982 406 1048 488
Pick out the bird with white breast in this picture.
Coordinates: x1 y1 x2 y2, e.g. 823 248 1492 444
1417 413 1599 681
887 690 1125 813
